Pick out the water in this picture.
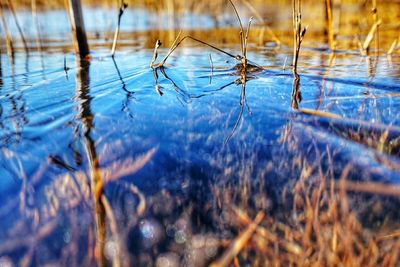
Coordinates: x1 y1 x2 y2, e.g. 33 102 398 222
1 5 400 266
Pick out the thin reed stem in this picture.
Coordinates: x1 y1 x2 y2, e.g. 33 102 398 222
111 1 128 57
228 0 245 57
150 39 162 68
325 0 335 51
6 0 28 52
209 53 214 84
292 0 306 77
0 2 14 57
372 0 380 64
244 17 253 61
157 35 238 67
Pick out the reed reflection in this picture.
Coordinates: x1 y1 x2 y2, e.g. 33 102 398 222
74 59 106 267
0 52 2 87
291 74 302 110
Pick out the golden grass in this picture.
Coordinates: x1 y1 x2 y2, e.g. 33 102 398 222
206 134 400 266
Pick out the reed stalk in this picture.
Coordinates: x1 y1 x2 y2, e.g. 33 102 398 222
31 0 42 51
0 2 14 57
372 0 379 57
6 0 28 52
292 0 306 77
291 0 306 110
360 19 381 56
325 0 335 51
111 1 128 57
66 0 90 59
228 0 253 69
155 34 238 68
150 39 161 68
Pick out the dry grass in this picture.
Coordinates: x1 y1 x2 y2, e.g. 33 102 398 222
205 124 400 266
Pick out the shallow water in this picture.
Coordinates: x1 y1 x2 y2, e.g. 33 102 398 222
1 4 400 266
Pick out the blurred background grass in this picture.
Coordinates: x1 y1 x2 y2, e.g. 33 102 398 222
2 0 399 52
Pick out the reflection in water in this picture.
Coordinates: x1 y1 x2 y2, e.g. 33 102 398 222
291 74 302 110
112 57 135 118
0 53 2 87
1 62 29 145
224 69 251 145
152 66 191 103
152 64 254 145
0 55 2 135
31 0 46 78
152 67 163 96
366 55 379 81
74 59 106 266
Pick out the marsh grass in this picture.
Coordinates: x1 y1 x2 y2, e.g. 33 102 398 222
150 0 258 72
190 118 400 266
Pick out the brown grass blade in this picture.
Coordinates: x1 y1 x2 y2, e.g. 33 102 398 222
336 180 400 198
387 39 398 55
210 212 264 267
103 147 157 184
361 19 382 54
299 108 342 119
